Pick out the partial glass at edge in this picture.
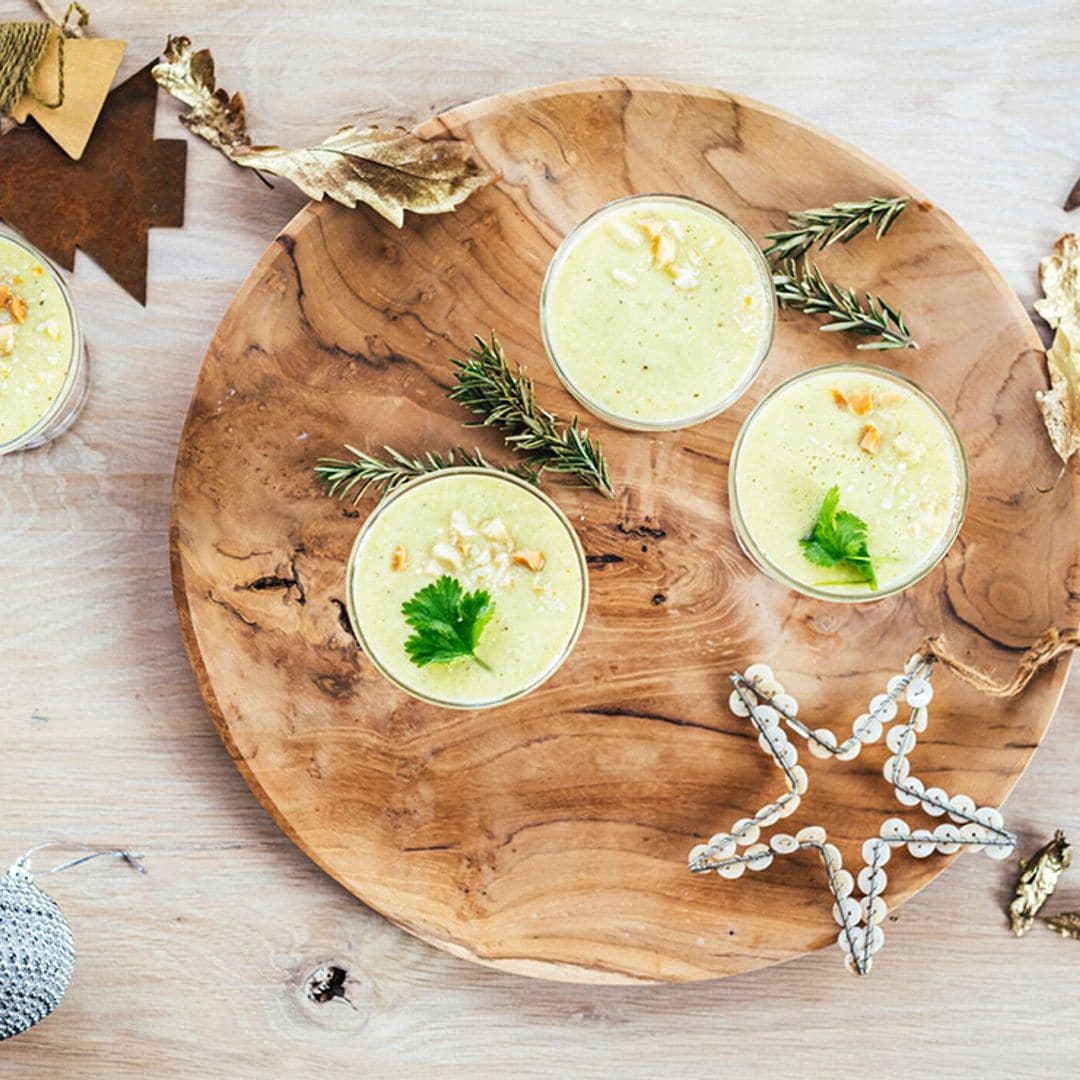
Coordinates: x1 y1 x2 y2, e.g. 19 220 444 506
728 363 971 604
539 193 777 432
344 467 590 709
0 226 88 456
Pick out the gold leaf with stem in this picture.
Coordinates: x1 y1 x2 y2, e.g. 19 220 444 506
1032 235 1080 465
1036 325 1080 465
151 36 494 226
1034 234 1080 332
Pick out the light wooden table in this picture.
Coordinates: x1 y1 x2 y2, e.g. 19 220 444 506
3 2 1079 1075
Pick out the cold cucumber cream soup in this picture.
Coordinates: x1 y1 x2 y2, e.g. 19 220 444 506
540 194 775 430
0 230 83 453
346 469 588 708
730 364 968 601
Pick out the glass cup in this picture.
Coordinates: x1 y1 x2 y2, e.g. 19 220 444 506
540 193 776 431
0 226 88 455
728 363 970 603
345 467 589 709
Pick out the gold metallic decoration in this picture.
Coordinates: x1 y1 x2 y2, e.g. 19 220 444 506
1043 911 1080 940
1009 830 1071 936
150 36 493 228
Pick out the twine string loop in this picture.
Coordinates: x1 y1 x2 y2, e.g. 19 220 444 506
920 625 1080 698
0 3 90 118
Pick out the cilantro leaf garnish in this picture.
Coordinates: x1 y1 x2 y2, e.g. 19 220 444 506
402 575 495 670
799 485 878 590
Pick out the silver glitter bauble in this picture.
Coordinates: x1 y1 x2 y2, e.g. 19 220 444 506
0 864 75 1042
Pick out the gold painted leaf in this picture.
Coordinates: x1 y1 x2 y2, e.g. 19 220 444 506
1037 324 1080 465
1032 235 1080 464
234 127 491 227
151 36 493 226
1034 233 1080 331
151 36 249 155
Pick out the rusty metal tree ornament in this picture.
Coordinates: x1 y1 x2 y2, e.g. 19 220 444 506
0 62 185 304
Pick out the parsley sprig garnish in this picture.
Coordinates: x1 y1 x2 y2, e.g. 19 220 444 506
402 575 495 670
799 485 878 590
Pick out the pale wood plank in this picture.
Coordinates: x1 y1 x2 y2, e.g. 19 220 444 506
3 0 1079 1073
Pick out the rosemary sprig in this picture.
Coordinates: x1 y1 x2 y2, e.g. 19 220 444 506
449 334 614 497
772 258 918 351
314 445 539 505
763 196 910 262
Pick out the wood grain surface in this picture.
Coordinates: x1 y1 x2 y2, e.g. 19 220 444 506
4 1 1080 1074
170 77 1079 983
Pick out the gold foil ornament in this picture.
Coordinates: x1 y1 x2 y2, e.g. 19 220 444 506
1008 830 1071 936
1043 911 1080 940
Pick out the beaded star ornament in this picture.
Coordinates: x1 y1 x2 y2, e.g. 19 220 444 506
688 653 1016 975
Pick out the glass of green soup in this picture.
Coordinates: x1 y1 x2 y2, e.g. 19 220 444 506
540 194 775 431
0 227 88 454
346 467 589 709
729 363 969 602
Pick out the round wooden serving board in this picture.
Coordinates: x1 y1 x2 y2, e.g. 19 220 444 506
170 77 1079 983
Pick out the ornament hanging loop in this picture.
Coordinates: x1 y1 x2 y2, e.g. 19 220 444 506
13 841 147 879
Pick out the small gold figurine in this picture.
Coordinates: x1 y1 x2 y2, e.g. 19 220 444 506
1009 830 1071 936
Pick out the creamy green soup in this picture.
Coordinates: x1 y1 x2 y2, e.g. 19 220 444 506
732 366 967 599
542 195 773 429
0 234 74 446
348 470 587 707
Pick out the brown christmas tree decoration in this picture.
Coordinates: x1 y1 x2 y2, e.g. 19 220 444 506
0 61 185 303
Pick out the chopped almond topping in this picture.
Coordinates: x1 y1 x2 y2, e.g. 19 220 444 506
636 215 665 239
858 424 881 455
511 549 545 572
391 545 408 571
608 219 644 248
431 541 462 571
651 231 677 270
877 390 906 408
449 510 474 538
0 325 14 355
6 295 28 323
670 266 699 290
893 431 925 463
0 285 9 308
610 267 638 287
32 264 44 277
479 518 510 546
831 387 848 409
849 387 873 416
